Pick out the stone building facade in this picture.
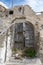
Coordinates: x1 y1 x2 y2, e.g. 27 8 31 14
0 5 43 65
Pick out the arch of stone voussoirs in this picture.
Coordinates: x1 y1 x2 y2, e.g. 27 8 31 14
12 17 35 47
11 18 40 57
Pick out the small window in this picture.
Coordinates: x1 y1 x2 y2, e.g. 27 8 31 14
9 10 13 15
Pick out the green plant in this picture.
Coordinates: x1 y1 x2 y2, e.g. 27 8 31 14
12 48 18 52
23 48 36 58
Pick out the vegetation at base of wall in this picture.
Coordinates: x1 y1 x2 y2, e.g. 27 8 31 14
23 48 36 58
12 48 36 58
12 48 23 56
12 48 18 52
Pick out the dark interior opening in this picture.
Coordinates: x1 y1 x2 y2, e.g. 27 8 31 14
9 10 13 15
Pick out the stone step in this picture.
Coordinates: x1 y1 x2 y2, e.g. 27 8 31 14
5 58 42 65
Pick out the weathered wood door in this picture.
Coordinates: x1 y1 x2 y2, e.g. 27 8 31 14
14 22 34 49
24 23 34 47
14 23 24 49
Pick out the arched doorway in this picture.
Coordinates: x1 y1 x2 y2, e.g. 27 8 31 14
14 22 35 48
13 22 37 57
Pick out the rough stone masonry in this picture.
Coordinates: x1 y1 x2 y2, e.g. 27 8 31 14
0 5 43 65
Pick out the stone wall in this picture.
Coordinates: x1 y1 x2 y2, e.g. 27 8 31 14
0 5 41 64
37 13 43 62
